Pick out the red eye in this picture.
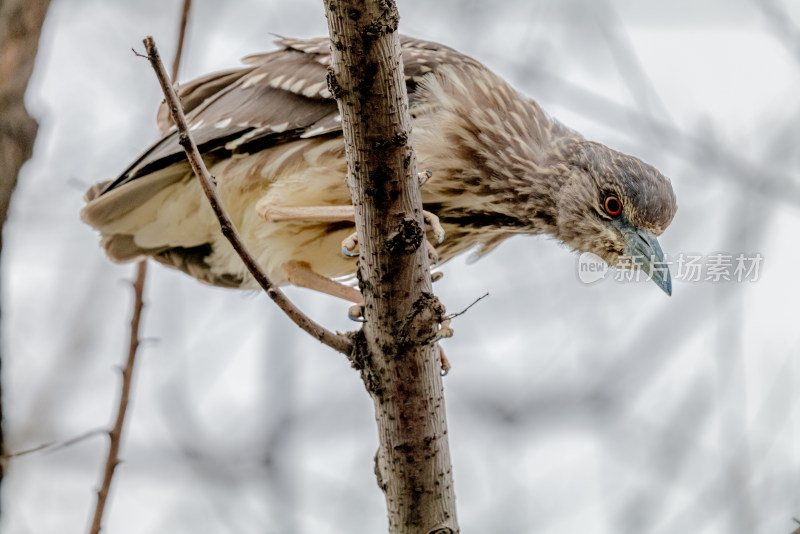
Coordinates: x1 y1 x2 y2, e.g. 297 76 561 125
604 195 622 217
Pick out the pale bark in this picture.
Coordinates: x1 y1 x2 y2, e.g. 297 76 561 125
324 1 458 532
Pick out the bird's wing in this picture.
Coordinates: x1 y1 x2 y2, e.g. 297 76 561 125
155 67 255 134
95 35 478 199
102 43 336 195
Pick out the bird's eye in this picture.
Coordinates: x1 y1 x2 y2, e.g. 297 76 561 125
604 195 622 217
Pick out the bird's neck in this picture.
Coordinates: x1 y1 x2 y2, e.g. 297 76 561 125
413 66 580 239
418 114 575 238
517 132 588 231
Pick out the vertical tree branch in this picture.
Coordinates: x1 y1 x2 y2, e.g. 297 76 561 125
324 1 458 532
89 261 147 534
0 0 51 488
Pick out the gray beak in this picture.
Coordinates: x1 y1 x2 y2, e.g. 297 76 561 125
618 225 672 296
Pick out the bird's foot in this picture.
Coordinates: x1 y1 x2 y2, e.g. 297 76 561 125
434 318 454 375
426 240 440 265
421 208 444 264
438 344 451 376
418 169 433 187
341 232 360 257
433 317 454 343
422 210 445 244
347 304 365 322
342 229 442 265
431 271 444 282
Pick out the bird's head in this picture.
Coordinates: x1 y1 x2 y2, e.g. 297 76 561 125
551 140 677 294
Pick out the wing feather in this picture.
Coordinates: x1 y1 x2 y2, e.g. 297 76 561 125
97 36 478 197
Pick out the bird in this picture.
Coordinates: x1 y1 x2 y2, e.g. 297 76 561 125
81 35 677 303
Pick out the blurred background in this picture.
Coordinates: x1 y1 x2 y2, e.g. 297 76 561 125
2 0 799 532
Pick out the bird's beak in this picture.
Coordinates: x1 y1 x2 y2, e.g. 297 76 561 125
617 224 672 296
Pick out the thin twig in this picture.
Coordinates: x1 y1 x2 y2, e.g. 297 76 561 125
171 0 192 81
1 428 105 460
448 292 489 319
89 260 147 534
140 36 352 355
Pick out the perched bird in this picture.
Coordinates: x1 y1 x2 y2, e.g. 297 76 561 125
82 36 677 301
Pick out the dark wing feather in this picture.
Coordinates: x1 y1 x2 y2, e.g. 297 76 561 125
155 67 255 133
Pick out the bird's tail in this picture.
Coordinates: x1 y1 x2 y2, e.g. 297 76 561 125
81 163 195 262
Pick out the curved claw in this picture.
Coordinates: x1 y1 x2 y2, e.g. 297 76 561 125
426 241 440 265
418 169 433 186
422 210 445 244
342 246 359 258
438 345 451 375
431 318 454 343
431 271 444 283
347 304 365 322
342 232 359 258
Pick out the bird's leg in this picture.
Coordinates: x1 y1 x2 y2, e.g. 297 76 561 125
282 260 362 302
281 262 451 371
263 197 448 342
282 260 364 320
438 345 451 375
257 176 444 258
262 169 429 221
257 203 356 223
423 210 445 244
432 317 454 374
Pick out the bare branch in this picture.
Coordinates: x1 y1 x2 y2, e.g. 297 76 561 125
1 428 106 460
89 260 147 534
171 0 192 81
447 292 489 320
140 36 352 355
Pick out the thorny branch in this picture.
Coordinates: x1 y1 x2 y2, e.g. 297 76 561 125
89 7 191 531
140 36 352 355
88 260 147 534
